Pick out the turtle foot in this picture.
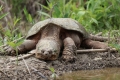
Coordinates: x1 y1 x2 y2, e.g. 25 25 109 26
3 46 16 55
62 54 77 62
62 46 77 62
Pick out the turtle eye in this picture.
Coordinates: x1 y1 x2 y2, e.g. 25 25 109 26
54 50 57 53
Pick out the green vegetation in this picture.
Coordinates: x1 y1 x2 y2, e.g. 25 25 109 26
0 0 120 49
0 5 23 53
0 6 8 19
49 67 57 80
39 0 120 32
10 0 26 16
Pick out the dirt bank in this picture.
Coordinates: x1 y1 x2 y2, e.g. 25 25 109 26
0 51 120 80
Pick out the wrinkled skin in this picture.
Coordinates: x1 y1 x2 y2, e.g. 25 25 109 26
5 24 108 61
35 38 61 60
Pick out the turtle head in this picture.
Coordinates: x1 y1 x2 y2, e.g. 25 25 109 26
35 39 60 60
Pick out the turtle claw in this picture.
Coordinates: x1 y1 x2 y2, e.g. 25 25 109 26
62 54 77 62
3 46 16 55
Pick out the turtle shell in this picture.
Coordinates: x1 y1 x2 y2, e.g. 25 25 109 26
26 18 89 39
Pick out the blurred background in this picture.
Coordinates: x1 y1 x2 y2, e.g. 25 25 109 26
0 0 120 48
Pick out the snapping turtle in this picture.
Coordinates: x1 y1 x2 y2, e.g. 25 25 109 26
5 18 108 60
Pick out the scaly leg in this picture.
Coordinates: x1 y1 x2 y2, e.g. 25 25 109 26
62 37 77 61
4 40 36 55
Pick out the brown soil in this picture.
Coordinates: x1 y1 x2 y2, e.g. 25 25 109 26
0 51 120 80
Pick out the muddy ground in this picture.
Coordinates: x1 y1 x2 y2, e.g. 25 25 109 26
0 51 120 80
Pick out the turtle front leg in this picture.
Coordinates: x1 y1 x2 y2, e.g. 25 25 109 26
4 40 36 55
62 37 77 61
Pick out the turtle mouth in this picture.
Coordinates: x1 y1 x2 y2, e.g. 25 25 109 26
42 55 57 60
35 53 57 60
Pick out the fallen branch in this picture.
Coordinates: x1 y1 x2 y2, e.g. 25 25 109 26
10 53 35 62
10 50 36 61
77 48 117 53
90 34 120 45
90 34 110 42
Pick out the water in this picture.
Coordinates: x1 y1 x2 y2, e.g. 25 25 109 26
57 68 120 80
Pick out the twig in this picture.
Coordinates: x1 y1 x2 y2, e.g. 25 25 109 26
95 32 102 36
108 31 111 58
20 54 31 75
31 67 48 80
10 53 35 62
90 34 110 42
76 48 117 53
108 30 111 44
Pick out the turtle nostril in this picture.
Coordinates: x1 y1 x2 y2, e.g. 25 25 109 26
41 49 45 53
44 53 47 55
